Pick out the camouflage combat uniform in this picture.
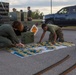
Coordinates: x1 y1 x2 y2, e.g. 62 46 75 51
47 24 64 42
0 24 19 47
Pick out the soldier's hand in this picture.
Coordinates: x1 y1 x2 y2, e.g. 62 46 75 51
16 43 25 47
52 41 56 44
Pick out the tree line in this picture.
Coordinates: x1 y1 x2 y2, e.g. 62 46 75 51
32 9 43 19
9 9 44 19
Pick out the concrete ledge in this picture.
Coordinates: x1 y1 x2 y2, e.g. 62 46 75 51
62 27 76 31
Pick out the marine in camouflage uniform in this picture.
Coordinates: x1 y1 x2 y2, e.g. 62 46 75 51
0 24 19 48
47 24 64 42
39 24 64 43
0 21 25 48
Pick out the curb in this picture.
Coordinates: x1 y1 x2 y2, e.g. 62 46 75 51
62 28 76 31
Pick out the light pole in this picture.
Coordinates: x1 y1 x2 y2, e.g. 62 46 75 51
50 0 52 14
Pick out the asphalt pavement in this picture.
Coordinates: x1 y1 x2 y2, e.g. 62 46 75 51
0 27 76 75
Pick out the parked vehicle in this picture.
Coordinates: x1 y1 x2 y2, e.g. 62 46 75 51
43 5 76 27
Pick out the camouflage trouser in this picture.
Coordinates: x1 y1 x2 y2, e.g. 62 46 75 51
49 28 64 42
0 36 13 48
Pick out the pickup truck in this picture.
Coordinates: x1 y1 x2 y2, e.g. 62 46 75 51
43 5 76 27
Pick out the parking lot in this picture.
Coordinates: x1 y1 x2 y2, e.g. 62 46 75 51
0 27 76 75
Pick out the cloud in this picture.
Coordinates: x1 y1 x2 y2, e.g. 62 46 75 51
9 0 49 8
53 0 76 6
53 0 67 2
1 0 76 14
1 0 76 7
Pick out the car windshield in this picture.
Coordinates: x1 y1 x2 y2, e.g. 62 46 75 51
57 8 69 14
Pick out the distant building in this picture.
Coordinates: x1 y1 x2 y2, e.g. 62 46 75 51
0 2 9 24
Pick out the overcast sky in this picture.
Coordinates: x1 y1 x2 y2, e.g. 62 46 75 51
1 0 76 14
